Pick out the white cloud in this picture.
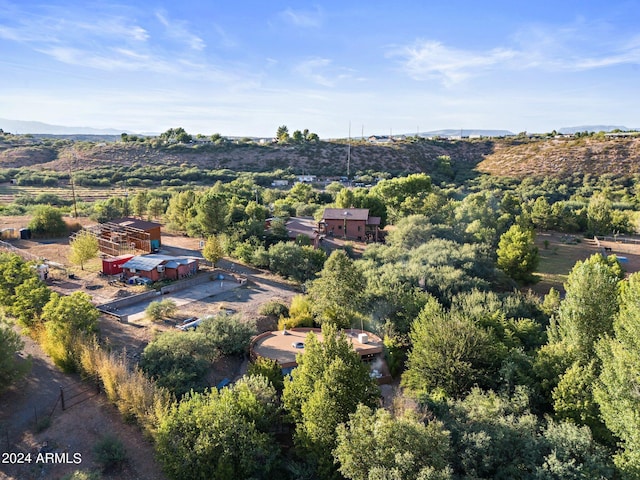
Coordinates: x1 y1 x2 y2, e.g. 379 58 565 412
280 7 323 28
155 9 205 51
392 29 640 86
391 40 517 85
294 58 334 86
293 57 359 87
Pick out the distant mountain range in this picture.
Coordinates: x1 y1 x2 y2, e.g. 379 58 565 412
0 118 130 135
1 118 637 138
558 125 635 134
419 129 514 137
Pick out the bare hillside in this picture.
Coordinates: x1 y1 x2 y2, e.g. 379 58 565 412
476 136 640 178
3 135 640 178
0 139 492 175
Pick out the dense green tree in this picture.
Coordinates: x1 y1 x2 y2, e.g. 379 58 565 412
197 313 256 357
283 294 315 329
587 192 613 235
69 230 99 270
11 277 51 328
159 127 192 144
552 359 608 440
0 318 30 393
595 272 640 477
283 323 378 479
496 224 539 283
202 235 224 266
267 242 325 283
334 405 452 480
384 215 458 249
530 196 555 230
454 191 501 244
335 187 355 208
156 376 280 480
40 292 99 371
90 197 125 223
140 330 213 397
147 197 165 219
131 190 148 218
286 182 315 204
550 254 621 360
28 205 67 237
244 200 269 221
247 356 284 391
292 129 304 143
195 190 229 236
276 125 290 143
440 388 613 480
541 254 622 439
0 253 37 307
370 173 432 222
165 189 197 230
307 250 364 328
402 296 500 398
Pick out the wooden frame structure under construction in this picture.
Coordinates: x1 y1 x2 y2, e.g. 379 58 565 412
74 222 151 257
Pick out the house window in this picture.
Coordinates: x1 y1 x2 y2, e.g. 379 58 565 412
338 225 342 230
357 226 361 231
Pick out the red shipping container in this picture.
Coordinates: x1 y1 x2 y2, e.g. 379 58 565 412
102 255 134 275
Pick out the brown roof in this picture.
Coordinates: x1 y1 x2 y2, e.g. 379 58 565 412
322 208 370 221
109 217 162 231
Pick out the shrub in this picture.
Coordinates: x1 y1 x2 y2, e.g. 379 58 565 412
259 300 289 318
28 205 67 237
198 314 256 356
247 357 284 391
145 299 177 322
279 294 314 329
60 471 102 480
79 340 171 431
93 435 126 472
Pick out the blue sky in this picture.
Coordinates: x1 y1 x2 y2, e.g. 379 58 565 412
1 0 639 138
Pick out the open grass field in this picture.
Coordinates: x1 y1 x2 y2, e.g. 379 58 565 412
532 231 640 296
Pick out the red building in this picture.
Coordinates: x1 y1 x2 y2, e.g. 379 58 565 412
319 208 380 242
101 254 134 276
120 254 198 283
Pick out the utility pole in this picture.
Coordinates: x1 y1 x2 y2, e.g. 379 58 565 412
347 121 351 180
69 153 78 218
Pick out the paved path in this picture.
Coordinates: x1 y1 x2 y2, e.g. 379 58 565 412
117 277 244 323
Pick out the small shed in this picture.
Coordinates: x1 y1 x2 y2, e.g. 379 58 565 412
102 254 134 276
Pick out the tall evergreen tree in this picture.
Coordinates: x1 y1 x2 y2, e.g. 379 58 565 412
282 323 378 479
496 224 539 283
307 250 365 328
595 272 640 478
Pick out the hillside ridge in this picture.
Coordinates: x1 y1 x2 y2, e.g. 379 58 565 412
2 135 640 178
